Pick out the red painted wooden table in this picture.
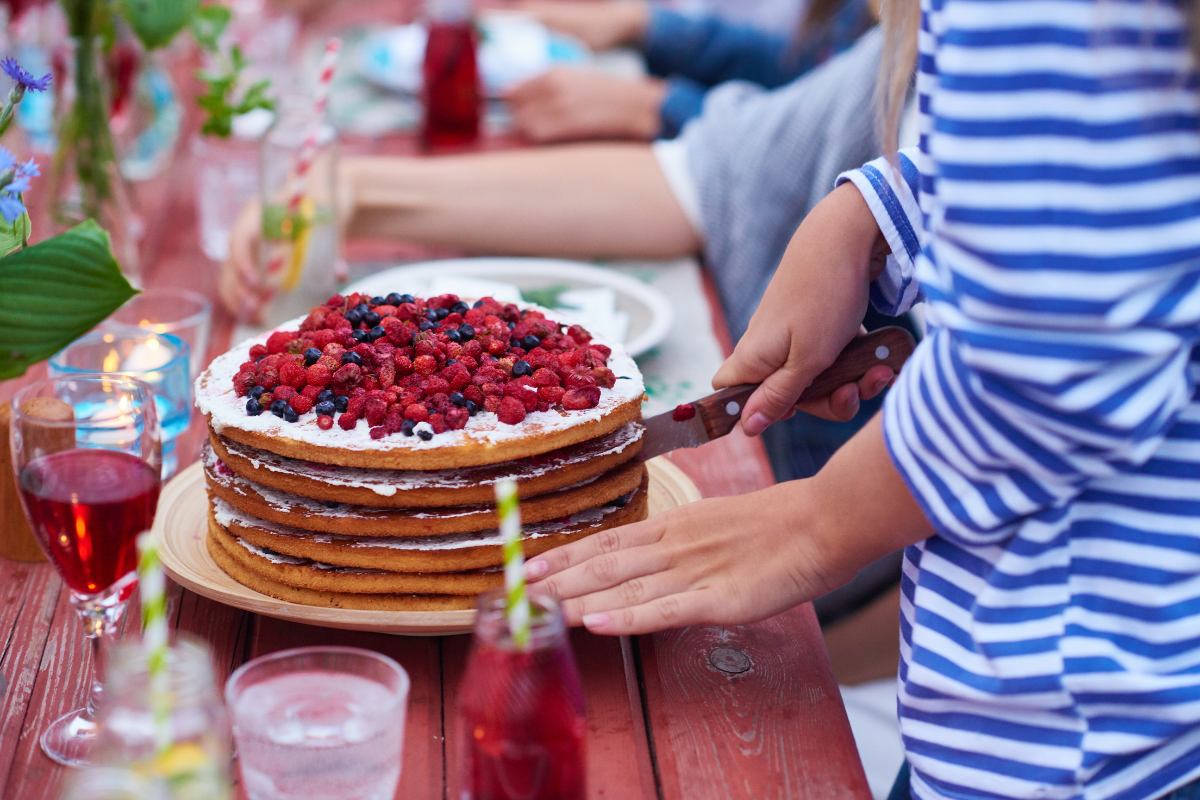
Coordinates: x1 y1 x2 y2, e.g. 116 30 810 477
0 45 871 800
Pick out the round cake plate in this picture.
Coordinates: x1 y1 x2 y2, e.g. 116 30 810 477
153 458 702 636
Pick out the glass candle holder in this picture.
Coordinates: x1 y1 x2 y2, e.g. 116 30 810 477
226 646 409 800
458 589 587 800
103 288 213 378
257 98 342 327
47 329 192 479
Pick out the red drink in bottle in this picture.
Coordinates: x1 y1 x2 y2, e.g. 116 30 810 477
421 0 480 149
19 448 161 595
459 592 586 800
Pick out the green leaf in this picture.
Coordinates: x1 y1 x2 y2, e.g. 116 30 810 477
0 213 31 257
191 4 231 52
118 0 199 50
0 220 138 380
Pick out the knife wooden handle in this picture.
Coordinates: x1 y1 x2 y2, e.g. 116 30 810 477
694 326 917 441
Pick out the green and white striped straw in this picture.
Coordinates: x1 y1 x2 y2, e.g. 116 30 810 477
136 531 172 755
495 479 531 648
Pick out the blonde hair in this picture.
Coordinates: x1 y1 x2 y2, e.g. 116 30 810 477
877 0 921 158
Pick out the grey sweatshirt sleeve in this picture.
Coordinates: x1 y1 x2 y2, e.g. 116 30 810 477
681 27 884 340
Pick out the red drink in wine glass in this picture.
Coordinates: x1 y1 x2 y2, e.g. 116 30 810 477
459 591 586 800
9 376 162 767
19 448 161 596
422 0 481 150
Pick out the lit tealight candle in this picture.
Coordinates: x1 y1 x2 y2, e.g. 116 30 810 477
122 336 175 372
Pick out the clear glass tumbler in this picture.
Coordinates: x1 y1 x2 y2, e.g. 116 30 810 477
226 646 409 800
458 590 587 800
103 288 213 378
192 132 263 263
257 98 341 327
47 329 192 478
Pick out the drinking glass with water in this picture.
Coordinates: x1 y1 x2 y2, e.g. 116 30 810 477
226 646 410 800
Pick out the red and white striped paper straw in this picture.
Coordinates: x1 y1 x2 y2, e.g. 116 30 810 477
287 37 341 215
265 37 341 280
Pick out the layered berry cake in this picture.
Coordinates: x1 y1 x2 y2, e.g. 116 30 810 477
195 292 648 611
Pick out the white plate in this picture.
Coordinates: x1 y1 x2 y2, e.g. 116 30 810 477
358 13 590 99
345 258 674 357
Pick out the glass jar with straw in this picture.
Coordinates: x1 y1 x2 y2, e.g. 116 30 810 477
256 39 343 327
456 480 587 800
86 638 231 800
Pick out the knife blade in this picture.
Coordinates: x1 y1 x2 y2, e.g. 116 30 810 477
636 326 916 461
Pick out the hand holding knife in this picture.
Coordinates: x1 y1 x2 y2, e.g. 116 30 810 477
635 327 916 461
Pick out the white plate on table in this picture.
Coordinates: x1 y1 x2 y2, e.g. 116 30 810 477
358 12 590 99
345 257 674 357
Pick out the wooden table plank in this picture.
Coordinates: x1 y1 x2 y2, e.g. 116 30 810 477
0 563 60 794
2 582 90 800
642 606 871 800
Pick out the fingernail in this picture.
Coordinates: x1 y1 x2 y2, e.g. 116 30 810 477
526 559 547 579
582 613 609 630
743 412 771 437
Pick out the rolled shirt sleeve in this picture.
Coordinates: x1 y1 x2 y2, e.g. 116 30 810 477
836 149 925 318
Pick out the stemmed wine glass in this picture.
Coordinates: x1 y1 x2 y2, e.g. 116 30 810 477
9 375 162 767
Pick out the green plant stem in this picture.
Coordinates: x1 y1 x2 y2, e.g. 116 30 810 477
0 99 15 140
52 0 117 225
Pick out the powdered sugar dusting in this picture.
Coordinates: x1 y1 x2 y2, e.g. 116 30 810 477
216 422 644 497
195 310 644 457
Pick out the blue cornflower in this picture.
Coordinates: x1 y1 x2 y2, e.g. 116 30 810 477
1 58 51 93
0 145 37 224
0 193 25 224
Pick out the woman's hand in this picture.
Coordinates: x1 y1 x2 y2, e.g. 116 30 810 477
506 70 666 143
528 415 931 635
529 481 855 634
713 183 894 433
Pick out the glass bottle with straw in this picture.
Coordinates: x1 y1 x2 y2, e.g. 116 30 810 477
257 38 343 326
63 534 232 800
457 480 587 800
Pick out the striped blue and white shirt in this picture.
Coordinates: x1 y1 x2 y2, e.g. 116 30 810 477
836 0 1200 797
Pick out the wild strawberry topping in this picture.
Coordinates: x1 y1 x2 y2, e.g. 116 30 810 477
231 293 615 439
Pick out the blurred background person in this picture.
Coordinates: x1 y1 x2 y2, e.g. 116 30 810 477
501 0 875 142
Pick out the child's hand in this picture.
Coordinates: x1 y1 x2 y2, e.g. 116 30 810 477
218 161 358 324
713 183 893 435
218 199 268 323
